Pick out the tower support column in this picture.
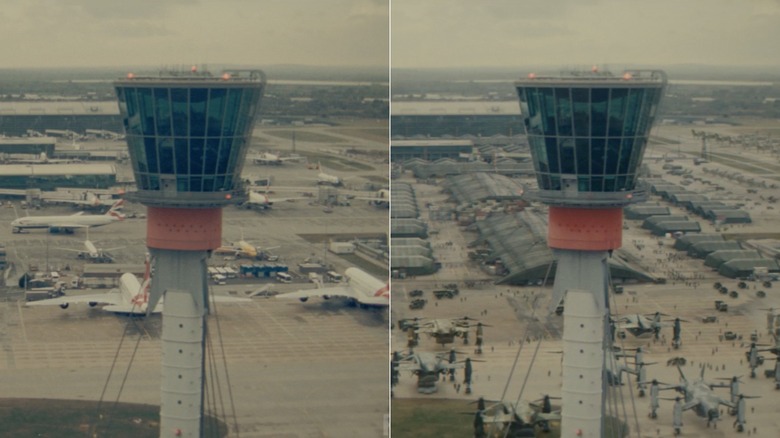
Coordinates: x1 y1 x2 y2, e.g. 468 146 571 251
152 249 210 438
553 250 610 438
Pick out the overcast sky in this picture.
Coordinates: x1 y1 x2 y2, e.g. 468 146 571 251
0 0 388 69
392 0 780 69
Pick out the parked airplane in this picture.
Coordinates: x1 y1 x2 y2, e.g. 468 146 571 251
315 162 345 186
26 257 249 315
11 200 125 234
276 267 389 307
213 238 278 260
249 152 301 165
240 190 307 211
60 234 122 263
354 189 389 207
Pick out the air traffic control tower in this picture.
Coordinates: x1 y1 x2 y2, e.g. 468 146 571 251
115 68 265 437
515 69 666 437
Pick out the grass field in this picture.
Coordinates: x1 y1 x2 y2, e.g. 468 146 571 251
391 398 473 438
392 398 629 437
0 398 226 437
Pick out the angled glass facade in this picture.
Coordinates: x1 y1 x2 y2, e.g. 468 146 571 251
115 72 264 205
516 72 665 194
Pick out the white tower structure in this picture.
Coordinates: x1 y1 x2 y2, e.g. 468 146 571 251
115 69 266 437
515 70 666 437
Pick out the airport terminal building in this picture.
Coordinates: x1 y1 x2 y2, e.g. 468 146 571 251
391 101 522 137
0 101 122 136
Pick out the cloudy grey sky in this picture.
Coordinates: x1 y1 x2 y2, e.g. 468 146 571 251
392 0 780 69
0 0 388 69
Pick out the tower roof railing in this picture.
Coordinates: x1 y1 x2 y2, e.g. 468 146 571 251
116 69 266 83
516 69 667 86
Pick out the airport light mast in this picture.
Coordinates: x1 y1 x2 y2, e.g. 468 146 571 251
515 69 666 437
114 68 265 437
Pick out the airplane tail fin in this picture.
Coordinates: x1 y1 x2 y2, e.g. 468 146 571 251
374 283 390 299
107 199 125 220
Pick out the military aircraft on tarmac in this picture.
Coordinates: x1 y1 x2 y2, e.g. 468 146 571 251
650 366 755 434
614 312 675 340
745 342 773 378
764 357 780 389
401 317 488 347
394 349 475 394
470 395 561 438
11 200 125 234
276 267 389 307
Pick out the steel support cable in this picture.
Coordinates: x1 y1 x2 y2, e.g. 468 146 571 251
606 301 627 437
491 261 551 438
205 326 224 437
104 320 145 431
209 290 241 437
90 314 132 436
506 336 544 438
608 274 641 438
89 293 146 436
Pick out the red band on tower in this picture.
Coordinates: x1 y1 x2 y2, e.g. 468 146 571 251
146 207 222 251
547 207 623 251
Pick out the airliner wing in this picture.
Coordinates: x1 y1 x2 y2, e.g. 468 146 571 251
210 294 252 303
103 303 162 315
277 285 354 301
276 285 388 307
25 290 123 307
49 222 90 229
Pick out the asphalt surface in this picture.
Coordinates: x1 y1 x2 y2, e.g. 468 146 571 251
391 122 780 437
0 120 390 437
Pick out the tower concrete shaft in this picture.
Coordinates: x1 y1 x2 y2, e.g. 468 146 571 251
555 251 610 438
151 249 210 437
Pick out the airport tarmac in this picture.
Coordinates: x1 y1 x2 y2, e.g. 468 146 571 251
0 120 390 437
391 121 780 437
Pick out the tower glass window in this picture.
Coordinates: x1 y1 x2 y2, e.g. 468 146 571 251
516 72 665 194
116 77 264 199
